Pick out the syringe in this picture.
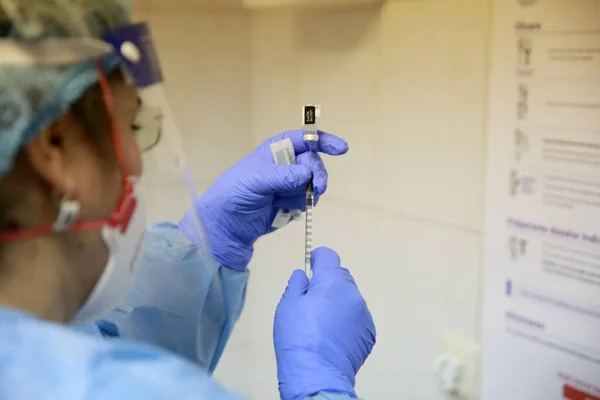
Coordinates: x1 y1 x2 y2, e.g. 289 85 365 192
302 104 321 278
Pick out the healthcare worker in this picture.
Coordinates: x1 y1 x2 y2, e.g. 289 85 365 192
0 0 376 399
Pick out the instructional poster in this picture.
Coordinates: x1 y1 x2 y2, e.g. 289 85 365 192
482 1 600 399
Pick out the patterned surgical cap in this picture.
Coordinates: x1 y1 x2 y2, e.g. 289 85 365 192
0 0 132 177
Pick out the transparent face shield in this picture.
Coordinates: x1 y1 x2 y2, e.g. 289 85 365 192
0 21 214 265
103 22 213 260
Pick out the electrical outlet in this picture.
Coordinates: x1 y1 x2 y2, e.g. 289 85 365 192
438 332 481 400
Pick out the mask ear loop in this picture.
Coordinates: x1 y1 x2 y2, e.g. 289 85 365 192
94 60 138 235
52 61 131 234
94 60 129 181
53 61 129 233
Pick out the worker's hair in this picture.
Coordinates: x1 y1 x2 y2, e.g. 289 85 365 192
0 68 124 233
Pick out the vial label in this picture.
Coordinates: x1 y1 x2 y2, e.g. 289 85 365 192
304 106 317 125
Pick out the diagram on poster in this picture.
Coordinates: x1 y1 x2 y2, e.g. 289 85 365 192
482 1 600 399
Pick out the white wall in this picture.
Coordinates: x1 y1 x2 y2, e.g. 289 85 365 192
135 11 253 223
142 0 492 398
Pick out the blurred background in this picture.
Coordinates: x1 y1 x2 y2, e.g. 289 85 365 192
134 0 488 398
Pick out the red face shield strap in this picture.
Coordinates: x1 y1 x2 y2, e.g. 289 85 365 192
0 62 136 241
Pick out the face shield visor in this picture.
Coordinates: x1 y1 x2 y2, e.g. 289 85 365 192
103 23 212 256
0 22 214 271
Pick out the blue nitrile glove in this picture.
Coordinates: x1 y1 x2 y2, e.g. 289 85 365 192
179 130 348 271
274 247 376 400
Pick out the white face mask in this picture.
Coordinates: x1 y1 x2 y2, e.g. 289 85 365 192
70 178 147 325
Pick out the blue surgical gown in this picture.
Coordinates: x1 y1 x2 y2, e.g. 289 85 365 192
0 222 357 400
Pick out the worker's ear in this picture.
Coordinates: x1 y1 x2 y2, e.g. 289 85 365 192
25 117 77 197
